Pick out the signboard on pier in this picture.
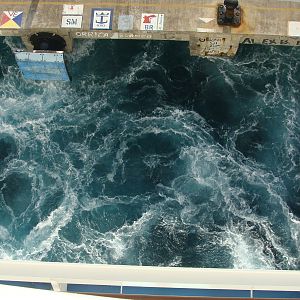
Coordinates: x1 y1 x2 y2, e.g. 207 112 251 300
288 21 300 37
90 9 113 30
62 4 84 15
140 13 164 31
0 11 23 29
118 15 134 31
61 15 82 28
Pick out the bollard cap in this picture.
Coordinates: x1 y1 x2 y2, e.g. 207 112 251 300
224 0 239 9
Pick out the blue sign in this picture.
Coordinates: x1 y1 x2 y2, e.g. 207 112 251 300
15 51 70 81
90 8 113 30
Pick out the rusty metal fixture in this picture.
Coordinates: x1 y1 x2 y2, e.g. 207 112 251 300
217 0 241 27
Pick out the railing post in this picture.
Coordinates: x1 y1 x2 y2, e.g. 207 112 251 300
51 282 67 292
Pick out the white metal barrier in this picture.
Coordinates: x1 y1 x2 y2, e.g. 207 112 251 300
0 284 120 300
0 260 299 298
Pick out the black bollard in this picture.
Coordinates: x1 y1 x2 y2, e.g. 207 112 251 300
217 0 241 27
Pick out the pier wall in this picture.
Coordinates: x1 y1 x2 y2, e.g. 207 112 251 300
1 0 300 56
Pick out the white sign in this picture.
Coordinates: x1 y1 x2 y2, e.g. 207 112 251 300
91 9 113 30
140 13 164 31
61 15 82 28
63 4 84 15
288 21 300 36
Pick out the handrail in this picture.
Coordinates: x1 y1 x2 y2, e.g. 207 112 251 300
0 260 299 292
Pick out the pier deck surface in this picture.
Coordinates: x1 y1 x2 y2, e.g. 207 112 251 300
1 0 300 55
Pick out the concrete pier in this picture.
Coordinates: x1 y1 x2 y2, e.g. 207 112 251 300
1 0 300 57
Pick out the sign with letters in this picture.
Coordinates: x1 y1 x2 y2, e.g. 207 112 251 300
140 13 164 31
91 8 113 30
61 15 82 28
0 11 23 29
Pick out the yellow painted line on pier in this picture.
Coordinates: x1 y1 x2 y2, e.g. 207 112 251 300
1 1 300 13
0 1 214 6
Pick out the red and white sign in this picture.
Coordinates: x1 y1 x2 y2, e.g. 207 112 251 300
140 13 164 31
62 4 84 15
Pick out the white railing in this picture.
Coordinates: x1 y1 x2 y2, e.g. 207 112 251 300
0 284 121 300
0 260 299 293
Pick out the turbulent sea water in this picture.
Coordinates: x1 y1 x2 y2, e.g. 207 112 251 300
0 37 299 270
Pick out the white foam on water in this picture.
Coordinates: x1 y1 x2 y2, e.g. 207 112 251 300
103 208 155 261
173 114 299 269
223 229 274 269
0 38 299 268
0 249 12 260
0 226 10 240
22 188 78 260
56 206 156 263
67 39 96 63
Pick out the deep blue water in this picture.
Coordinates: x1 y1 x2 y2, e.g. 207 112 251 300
0 37 299 269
